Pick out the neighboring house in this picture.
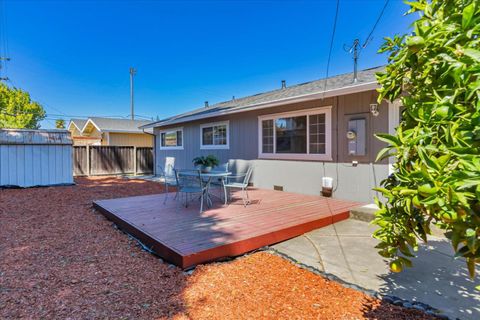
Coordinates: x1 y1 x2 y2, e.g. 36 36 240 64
68 117 154 147
141 66 401 203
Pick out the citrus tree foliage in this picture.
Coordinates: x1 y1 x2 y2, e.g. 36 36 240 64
374 0 480 277
0 83 46 129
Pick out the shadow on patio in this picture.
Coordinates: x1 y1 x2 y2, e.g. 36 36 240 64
376 239 480 319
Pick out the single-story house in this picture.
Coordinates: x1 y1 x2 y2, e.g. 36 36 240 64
68 117 154 147
141 66 401 203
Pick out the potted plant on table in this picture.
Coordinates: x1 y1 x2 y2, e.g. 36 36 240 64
193 155 220 173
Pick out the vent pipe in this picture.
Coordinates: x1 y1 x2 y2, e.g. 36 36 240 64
204 101 209 108
281 80 286 89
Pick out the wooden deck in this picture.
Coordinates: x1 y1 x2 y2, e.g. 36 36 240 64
93 189 361 269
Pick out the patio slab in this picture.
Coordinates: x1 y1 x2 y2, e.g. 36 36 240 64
273 219 480 320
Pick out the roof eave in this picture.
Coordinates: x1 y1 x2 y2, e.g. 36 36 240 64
104 129 151 134
142 81 378 129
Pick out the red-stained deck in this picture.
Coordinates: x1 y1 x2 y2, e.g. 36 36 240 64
93 189 361 269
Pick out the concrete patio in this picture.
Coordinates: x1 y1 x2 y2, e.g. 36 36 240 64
273 218 480 320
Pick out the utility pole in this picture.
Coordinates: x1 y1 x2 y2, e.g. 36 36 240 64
129 67 137 120
344 39 360 83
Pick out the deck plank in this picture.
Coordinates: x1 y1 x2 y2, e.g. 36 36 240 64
93 188 361 268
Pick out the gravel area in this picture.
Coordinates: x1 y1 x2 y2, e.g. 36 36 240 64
0 177 436 319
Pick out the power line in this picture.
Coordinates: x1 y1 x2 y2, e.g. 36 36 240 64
322 0 340 98
341 0 389 83
362 0 390 48
5 79 143 120
0 0 10 80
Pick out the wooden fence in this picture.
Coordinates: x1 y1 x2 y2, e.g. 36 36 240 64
73 146 154 176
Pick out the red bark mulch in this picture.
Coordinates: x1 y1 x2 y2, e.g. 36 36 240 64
0 177 435 319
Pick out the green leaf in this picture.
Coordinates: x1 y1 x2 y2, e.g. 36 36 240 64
466 228 476 237
462 2 475 29
375 133 401 147
405 1 426 12
375 146 395 162
464 49 480 62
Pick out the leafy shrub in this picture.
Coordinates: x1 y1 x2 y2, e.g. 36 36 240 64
192 155 220 168
374 0 480 277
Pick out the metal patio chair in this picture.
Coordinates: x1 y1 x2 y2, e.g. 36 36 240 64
158 157 177 203
223 165 254 207
174 169 207 213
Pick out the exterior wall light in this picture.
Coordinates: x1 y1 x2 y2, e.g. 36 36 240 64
370 103 379 117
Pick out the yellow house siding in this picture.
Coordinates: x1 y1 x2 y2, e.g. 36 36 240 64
108 132 153 147
70 126 102 146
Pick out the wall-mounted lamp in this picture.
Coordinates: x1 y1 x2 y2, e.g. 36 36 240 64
370 103 379 117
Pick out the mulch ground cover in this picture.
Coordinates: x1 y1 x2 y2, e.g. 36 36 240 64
0 177 435 319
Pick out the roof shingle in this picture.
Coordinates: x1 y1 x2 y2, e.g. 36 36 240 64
144 66 383 128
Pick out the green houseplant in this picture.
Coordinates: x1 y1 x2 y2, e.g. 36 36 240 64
193 155 220 173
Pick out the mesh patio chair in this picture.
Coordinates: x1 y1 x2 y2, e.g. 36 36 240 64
174 169 207 213
158 157 177 204
223 165 254 207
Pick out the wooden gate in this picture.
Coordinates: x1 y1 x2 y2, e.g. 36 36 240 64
136 147 154 174
73 146 154 176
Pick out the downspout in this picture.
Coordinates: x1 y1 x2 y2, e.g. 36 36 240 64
332 95 340 193
143 128 157 176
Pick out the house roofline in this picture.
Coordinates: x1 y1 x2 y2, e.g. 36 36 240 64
80 118 102 133
68 120 83 132
141 81 378 129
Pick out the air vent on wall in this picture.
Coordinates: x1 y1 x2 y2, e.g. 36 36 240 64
273 185 284 191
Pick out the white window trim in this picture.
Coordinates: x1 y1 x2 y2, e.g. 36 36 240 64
258 106 332 161
159 127 184 150
388 99 402 174
200 121 230 150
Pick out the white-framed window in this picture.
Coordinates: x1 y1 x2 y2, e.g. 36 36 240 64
258 106 332 161
200 121 229 149
159 127 183 150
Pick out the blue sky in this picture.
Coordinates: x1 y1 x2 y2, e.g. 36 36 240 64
0 0 416 129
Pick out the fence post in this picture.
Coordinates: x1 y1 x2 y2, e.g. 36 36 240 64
133 146 137 176
86 145 91 176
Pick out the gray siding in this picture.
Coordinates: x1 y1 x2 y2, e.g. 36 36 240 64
154 90 390 203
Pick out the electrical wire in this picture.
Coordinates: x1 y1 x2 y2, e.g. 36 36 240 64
362 0 390 48
322 0 340 98
0 0 9 78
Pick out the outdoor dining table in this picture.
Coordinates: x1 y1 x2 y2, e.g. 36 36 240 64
178 170 232 208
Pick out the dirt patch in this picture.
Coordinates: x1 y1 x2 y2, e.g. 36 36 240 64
0 177 435 319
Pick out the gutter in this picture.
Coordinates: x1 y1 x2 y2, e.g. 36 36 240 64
140 81 378 129
142 128 155 136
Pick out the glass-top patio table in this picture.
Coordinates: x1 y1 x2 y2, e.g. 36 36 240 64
178 170 232 207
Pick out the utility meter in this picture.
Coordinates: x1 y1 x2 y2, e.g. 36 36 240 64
347 118 366 156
